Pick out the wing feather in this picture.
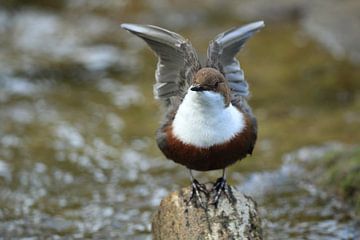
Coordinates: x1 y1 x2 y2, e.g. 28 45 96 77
207 21 265 103
121 24 201 106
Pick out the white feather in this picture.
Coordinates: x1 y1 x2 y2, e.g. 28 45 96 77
172 88 245 148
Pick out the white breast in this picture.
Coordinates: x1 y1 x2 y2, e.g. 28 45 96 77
172 88 245 148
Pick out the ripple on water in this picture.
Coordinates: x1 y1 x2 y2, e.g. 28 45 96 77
97 78 144 108
0 76 51 105
55 124 85 149
0 160 12 182
0 9 136 74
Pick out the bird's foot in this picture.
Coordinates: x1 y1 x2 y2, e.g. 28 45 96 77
210 177 230 207
188 179 208 208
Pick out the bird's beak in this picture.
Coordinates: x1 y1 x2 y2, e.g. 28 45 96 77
191 85 205 92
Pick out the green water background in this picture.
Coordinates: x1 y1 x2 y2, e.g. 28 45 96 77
0 1 359 239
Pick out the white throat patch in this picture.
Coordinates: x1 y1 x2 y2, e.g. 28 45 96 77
172 88 245 148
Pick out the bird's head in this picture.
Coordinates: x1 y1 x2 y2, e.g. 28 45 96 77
191 68 231 107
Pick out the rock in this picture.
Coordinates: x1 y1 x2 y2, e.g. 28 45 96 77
152 184 262 240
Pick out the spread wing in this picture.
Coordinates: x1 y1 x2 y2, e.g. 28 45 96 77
207 21 265 103
121 23 201 106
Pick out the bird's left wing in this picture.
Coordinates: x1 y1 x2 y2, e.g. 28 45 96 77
121 24 201 106
207 21 265 103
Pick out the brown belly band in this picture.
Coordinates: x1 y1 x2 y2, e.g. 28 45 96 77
159 118 254 171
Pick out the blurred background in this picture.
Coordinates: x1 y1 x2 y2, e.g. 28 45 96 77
0 0 359 239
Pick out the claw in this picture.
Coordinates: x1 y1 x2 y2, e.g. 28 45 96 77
210 177 230 207
189 179 208 208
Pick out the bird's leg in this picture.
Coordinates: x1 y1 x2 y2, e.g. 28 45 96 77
188 169 208 208
211 168 230 207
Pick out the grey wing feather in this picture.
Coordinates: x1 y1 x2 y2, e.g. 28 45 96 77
121 23 201 105
207 21 265 102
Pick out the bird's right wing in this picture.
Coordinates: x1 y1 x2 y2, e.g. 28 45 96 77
121 24 201 106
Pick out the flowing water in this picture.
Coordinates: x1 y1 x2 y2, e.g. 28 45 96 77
1 1 359 239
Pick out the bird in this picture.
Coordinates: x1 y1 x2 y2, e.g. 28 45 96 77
121 21 264 206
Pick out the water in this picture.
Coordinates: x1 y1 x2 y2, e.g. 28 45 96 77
0 1 359 239
241 144 359 240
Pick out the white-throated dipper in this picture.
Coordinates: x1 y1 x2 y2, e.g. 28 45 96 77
121 21 264 206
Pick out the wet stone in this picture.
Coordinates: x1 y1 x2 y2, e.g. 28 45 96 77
152 184 262 240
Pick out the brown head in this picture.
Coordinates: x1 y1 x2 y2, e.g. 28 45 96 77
191 68 231 107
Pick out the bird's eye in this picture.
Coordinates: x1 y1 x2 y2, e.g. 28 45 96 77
214 82 219 87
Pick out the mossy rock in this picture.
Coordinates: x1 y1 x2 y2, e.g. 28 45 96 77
306 147 360 216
